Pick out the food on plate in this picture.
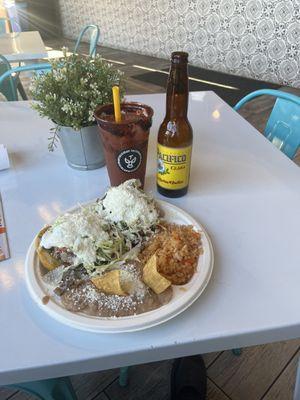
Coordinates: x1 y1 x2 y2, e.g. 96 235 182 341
52 262 172 317
35 227 62 271
38 205 113 268
139 223 202 285
91 270 127 296
36 179 202 318
37 180 159 272
142 254 171 294
99 179 159 231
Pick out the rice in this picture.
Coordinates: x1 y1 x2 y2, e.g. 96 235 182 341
139 223 202 285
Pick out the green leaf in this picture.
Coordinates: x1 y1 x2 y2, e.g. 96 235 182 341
48 125 60 152
30 52 124 143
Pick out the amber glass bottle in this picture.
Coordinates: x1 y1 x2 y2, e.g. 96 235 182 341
157 52 193 198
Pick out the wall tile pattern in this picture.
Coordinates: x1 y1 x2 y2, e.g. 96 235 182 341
59 0 300 87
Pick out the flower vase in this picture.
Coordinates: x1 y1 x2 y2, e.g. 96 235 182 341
59 124 105 170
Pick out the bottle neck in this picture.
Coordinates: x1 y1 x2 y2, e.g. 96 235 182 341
165 62 189 119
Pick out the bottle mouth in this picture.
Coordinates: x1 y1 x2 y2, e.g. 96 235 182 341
171 52 188 63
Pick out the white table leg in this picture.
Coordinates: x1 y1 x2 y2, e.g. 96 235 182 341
294 356 300 400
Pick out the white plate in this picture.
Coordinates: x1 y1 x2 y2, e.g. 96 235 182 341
25 200 214 333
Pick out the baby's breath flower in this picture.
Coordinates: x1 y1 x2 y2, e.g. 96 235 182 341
30 51 124 140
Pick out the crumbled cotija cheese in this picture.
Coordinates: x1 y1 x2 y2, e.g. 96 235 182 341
119 263 146 300
41 207 109 265
100 180 158 229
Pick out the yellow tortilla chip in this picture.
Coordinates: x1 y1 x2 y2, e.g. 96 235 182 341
35 226 62 271
143 254 171 294
91 270 127 296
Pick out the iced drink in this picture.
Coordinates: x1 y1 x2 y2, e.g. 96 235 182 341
94 102 153 187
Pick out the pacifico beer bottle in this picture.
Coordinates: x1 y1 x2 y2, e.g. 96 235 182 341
157 52 193 198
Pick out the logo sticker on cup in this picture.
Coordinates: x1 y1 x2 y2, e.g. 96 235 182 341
117 149 142 173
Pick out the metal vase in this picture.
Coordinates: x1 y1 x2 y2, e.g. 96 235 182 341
58 124 105 170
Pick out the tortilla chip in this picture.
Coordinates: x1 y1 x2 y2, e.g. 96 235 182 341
143 254 171 294
35 227 62 271
91 270 127 296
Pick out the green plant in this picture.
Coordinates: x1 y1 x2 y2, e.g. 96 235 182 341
30 50 124 151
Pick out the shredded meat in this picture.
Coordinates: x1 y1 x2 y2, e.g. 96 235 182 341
51 247 75 264
139 223 202 285
54 265 88 296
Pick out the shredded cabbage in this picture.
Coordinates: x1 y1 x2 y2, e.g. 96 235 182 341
42 179 160 278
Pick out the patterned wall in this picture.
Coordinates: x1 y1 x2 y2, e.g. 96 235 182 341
59 0 300 87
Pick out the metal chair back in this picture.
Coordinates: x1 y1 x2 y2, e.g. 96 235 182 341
0 18 6 34
74 24 100 57
234 89 300 159
0 55 18 101
0 61 52 101
0 17 21 34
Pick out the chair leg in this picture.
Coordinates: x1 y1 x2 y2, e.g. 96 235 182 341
17 80 28 100
232 348 242 356
10 377 77 400
119 366 130 387
293 356 300 400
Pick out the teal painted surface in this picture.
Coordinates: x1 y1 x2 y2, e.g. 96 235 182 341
9 377 77 400
0 55 18 100
234 89 300 159
119 367 130 387
232 348 243 356
0 17 21 34
0 62 51 100
74 25 100 57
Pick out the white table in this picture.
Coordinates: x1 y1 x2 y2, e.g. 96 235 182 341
0 31 47 62
0 92 300 386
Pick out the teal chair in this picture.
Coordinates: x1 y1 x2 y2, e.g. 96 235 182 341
74 24 100 57
0 54 28 100
0 61 51 100
9 377 77 400
0 55 18 100
0 17 21 34
0 18 23 99
234 89 300 159
0 18 8 34
5 368 129 399
42 24 99 68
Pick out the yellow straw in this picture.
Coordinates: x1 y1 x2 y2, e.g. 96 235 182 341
112 86 121 123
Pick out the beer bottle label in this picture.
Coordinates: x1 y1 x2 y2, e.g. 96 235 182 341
157 144 192 190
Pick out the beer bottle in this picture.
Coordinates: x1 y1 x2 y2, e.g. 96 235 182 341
157 52 193 198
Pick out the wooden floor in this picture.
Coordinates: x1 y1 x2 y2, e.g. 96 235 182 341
1 38 300 400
